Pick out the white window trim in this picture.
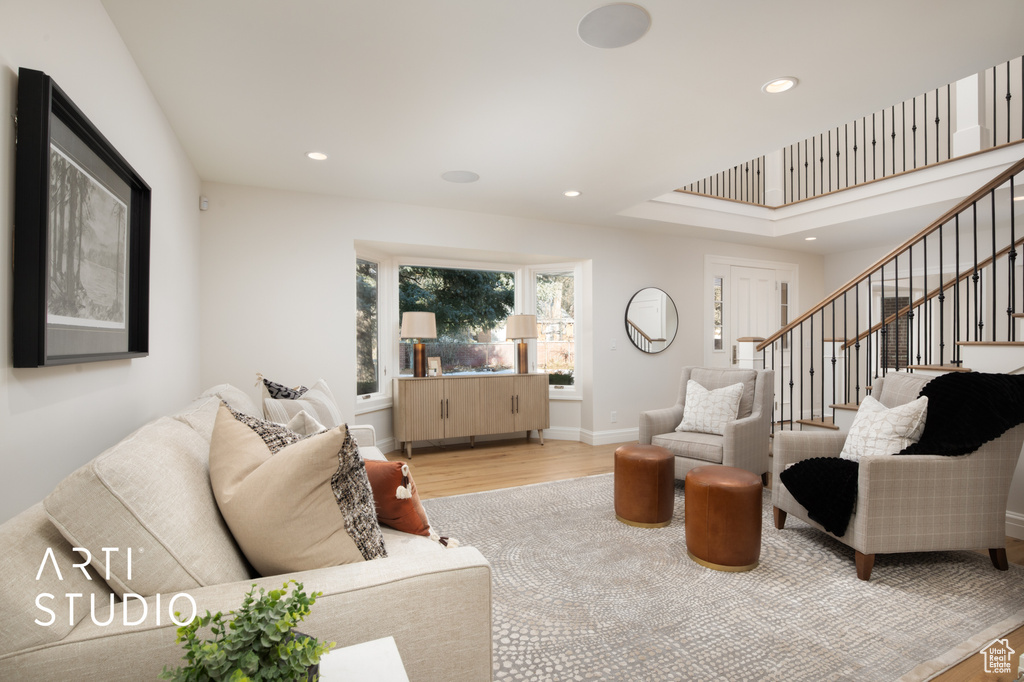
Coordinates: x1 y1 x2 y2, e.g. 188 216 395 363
527 262 582 397
355 249 393 412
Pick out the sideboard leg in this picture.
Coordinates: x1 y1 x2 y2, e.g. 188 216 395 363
405 442 413 459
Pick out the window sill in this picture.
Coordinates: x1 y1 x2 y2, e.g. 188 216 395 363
354 395 393 416
549 388 581 401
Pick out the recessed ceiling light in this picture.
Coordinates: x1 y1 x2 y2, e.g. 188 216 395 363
762 77 798 94
805 236 817 241
1015 195 1024 201
441 170 480 183
306 151 328 161
578 3 651 49
564 190 582 198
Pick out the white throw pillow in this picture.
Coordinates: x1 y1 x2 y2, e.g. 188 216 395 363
839 395 929 462
285 409 327 437
676 380 744 436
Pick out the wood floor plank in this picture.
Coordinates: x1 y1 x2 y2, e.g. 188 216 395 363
386 439 1024 680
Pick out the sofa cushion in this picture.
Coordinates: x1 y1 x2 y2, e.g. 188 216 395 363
44 416 251 599
365 461 432 536
209 405 386 576
198 383 262 418
677 380 744 435
689 367 757 419
651 431 724 464
839 395 929 462
876 372 932 408
262 378 343 428
0 503 115 657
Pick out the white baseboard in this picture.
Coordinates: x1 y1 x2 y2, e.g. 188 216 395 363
543 427 582 441
1007 511 1024 540
376 436 396 455
580 427 639 446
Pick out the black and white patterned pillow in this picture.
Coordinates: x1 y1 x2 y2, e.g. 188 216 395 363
331 427 387 561
262 377 308 400
227 405 306 454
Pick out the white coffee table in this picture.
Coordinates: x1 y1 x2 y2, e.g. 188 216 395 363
318 636 409 681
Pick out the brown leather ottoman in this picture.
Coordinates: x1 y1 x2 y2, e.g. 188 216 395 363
614 444 675 527
685 465 762 571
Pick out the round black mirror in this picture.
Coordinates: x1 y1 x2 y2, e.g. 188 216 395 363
625 287 678 353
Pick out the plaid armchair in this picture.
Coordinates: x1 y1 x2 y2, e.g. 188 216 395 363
772 372 1024 580
639 367 774 483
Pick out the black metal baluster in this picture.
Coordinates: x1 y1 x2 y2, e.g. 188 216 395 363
894 255 900 371
831 302 837 410
873 113 878 181
867 273 874 383
853 121 858 185
803 141 809 200
855 283 861 403
938 223 945 365
923 235 929 364
955 214 961 365
828 129 833 192
788 145 794 204
789 329 795 430
812 137 817 197
902 101 907 173
844 123 849 189
973 202 981 340
819 134 825 193
909 244 917 366
1006 60 1012 145
880 264 888 374
843 291 849 404
934 88 940 163
913 96 918 169
993 65 998 149
800 324 804 422
835 127 841 191
992 189 998 341
1010 176 1017 340
947 84 952 160
808 316 814 419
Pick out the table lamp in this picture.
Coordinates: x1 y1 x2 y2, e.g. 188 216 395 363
506 314 537 374
400 312 437 378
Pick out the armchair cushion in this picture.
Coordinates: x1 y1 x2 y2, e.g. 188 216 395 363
676 380 744 435
652 431 723 464
839 395 928 462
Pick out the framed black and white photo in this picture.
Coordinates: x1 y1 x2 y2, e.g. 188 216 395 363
13 68 150 367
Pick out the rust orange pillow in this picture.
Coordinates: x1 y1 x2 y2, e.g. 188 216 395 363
364 460 432 536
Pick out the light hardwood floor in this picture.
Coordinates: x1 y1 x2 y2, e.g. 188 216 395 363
386 437 1024 682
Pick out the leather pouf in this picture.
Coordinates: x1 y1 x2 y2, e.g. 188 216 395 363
614 444 675 527
685 465 762 572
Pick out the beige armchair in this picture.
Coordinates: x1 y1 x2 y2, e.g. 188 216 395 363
639 367 774 483
772 372 1024 580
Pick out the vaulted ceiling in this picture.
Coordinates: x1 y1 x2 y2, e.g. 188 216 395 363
101 1 1024 253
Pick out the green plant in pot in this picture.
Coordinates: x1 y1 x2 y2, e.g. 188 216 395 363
548 370 574 386
160 580 334 682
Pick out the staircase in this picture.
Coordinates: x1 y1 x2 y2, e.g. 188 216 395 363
757 154 1024 538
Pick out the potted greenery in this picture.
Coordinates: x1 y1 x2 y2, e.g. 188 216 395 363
548 370 574 386
161 580 334 682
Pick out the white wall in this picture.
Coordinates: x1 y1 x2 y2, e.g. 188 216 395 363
0 0 203 522
198 182 825 448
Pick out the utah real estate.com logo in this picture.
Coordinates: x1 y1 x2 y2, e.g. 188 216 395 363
980 637 1017 676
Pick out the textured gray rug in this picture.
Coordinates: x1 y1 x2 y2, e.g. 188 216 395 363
421 474 1024 682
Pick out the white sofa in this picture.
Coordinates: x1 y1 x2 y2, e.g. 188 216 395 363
0 386 492 681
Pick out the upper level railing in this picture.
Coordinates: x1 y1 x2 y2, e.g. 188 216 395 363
756 153 1024 429
678 55 1023 208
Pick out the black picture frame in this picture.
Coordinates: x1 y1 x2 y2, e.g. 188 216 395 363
13 68 150 367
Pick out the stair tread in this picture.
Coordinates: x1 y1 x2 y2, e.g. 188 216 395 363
796 417 839 430
906 364 973 372
829 403 860 410
956 341 1024 346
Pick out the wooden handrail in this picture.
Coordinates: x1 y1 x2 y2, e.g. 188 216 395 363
757 154 1024 352
841 234 1024 351
626 318 665 344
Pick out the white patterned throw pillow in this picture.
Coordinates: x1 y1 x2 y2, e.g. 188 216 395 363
839 395 929 462
676 380 744 436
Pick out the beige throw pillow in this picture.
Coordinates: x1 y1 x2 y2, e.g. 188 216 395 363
677 380 744 435
209 405 385 576
839 395 929 462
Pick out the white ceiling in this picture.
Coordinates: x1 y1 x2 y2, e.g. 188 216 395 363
100 1 1024 254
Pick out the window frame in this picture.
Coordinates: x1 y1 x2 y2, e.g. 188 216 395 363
527 262 583 399
355 248 393 414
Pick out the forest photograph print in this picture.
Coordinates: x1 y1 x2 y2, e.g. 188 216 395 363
48 146 128 330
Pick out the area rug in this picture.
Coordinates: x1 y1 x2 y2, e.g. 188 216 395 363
421 474 1024 681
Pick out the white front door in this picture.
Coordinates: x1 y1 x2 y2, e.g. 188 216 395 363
730 266 775 364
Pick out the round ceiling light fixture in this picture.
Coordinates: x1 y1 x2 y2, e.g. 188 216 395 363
805 236 817 241
306 151 328 160
578 3 651 49
564 190 582 197
762 77 798 94
441 170 480 183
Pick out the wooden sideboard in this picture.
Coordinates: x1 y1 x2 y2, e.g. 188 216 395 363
393 373 550 458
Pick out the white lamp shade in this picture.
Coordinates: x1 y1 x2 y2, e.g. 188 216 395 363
506 314 538 340
400 311 437 339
